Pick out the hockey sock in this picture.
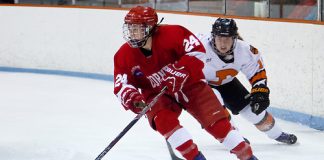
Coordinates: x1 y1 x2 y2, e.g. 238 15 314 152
258 112 282 139
239 106 282 139
205 118 252 159
154 109 199 160
167 128 199 159
230 141 253 160
175 140 199 160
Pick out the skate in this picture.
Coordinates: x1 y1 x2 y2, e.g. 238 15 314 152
275 132 297 144
248 155 258 160
194 151 206 160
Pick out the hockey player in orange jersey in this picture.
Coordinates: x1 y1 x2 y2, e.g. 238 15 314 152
113 6 258 160
197 18 297 145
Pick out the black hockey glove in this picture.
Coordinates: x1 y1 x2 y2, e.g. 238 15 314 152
249 84 270 115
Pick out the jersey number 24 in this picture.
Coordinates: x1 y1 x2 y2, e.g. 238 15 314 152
183 35 200 52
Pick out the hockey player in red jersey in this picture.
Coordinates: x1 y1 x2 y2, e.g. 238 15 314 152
198 18 297 145
114 6 258 160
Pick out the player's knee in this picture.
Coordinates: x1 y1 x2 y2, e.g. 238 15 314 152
224 107 231 120
205 118 232 141
153 109 180 136
239 105 266 124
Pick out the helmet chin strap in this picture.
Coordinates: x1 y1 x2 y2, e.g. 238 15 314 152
158 17 164 24
129 39 147 48
216 49 234 63
217 48 234 57
140 36 151 49
139 18 164 49
127 17 165 48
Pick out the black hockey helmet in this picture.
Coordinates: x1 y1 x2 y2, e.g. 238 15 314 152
211 18 238 37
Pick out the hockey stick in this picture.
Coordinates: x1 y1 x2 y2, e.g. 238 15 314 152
166 140 184 160
95 86 167 160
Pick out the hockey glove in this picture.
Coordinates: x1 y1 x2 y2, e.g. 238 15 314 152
121 87 146 114
161 63 189 103
249 84 270 115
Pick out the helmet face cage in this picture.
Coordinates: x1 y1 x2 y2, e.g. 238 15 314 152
210 36 237 57
123 23 153 48
210 18 238 56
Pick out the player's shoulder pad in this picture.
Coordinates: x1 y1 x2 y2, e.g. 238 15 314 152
158 25 190 37
237 40 259 55
115 43 132 58
159 24 186 31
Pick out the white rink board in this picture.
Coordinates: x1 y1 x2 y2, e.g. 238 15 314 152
0 6 323 127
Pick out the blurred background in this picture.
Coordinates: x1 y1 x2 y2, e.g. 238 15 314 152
1 0 323 21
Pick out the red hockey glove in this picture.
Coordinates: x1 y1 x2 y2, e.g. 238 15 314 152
121 87 146 114
161 63 189 103
249 84 270 115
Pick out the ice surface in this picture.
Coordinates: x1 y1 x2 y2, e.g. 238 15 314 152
1 72 323 160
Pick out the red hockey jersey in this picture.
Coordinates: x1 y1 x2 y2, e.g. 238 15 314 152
114 25 206 108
